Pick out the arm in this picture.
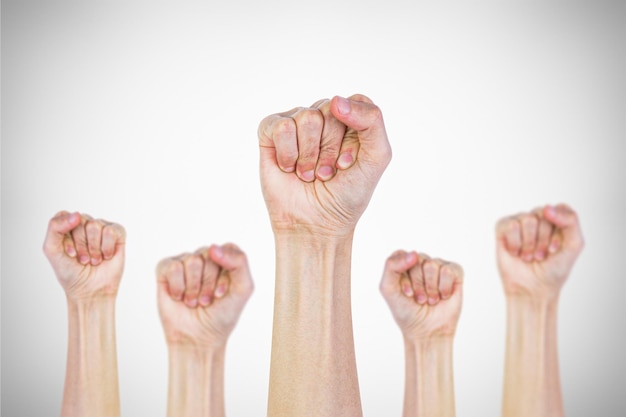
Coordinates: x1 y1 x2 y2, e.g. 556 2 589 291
259 95 392 417
380 251 463 417
497 204 584 417
43 211 126 417
156 244 254 417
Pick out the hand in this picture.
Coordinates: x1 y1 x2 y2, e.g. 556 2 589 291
156 244 254 348
43 211 126 301
258 94 392 236
380 251 463 340
496 204 584 300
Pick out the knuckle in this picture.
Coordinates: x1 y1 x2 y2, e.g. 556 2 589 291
275 118 296 137
294 108 323 131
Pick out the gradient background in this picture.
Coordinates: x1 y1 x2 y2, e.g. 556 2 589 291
2 1 625 416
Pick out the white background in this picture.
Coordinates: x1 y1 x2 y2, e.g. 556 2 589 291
2 1 625 416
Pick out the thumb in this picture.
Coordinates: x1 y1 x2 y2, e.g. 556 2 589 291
330 94 391 162
543 204 584 253
209 244 254 299
380 250 419 299
43 211 81 256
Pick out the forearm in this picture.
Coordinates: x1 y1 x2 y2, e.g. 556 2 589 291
167 344 226 417
403 338 455 417
62 297 120 417
503 296 563 417
268 231 362 417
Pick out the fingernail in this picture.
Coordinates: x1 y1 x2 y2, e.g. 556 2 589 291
79 255 89 264
301 170 315 182
68 212 79 223
215 284 226 298
545 205 556 217
549 241 559 253
401 282 413 297
186 298 198 308
317 165 334 181
335 96 350 115
200 295 211 306
66 246 76 257
428 297 438 305
522 253 534 262
417 294 427 304
535 251 545 261
281 165 295 173
405 252 416 264
90 257 101 266
337 152 353 169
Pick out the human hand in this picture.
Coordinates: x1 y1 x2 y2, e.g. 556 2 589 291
43 211 126 301
380 251 463 340
496 204 584 300
258 94 392 236
156 244 254 348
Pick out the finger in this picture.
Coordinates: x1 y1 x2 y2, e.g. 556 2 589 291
312 99 346 181
214 272 230 299
423 259 441 305
195 247 220 306
157 258 185 301
439 262 463 300
519 214 539 262
183 255 203 308
63 234 77 258
497 217 522 257
379 250 419 299
336 125 361 170
85 220 105 266
408 253 429 305
543 204 584 253
292 107 324 182
330 94 391 164
258 113 299 173
209 243 254 300
71 216 91 265
534 218 553 261
43 211 81 257
101 223 126 261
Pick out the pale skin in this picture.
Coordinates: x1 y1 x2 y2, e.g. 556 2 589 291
381 250 463 417
156 244 254 417
259 94 392 417
497 204 584 417
43 211 126 417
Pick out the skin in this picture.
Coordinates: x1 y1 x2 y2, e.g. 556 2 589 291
156 244 254 417
43 211 126 417
497 204 584 417
259 94 392 417
381 250 463 417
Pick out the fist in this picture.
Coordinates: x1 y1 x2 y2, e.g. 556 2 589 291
43 211 126 300
380 251 463 340
258 94 392 235
156 244 254 347
496 204 584 299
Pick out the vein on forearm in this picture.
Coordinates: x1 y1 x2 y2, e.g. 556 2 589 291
403 338 455 417
503 296 563 417
268 232 362 417
63 297 119 417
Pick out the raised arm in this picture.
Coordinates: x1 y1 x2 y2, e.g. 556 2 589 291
259 95 392 417
380 250 463 417
43 211 126 417
497 204 584 417
156 244 253 417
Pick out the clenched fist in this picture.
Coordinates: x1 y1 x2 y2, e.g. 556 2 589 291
258 94 392 236
496 204 584 300
380 251 463 340
43 211 126 300
156 244 254 348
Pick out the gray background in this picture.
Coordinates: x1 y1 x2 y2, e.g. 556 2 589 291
2 1 625 416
